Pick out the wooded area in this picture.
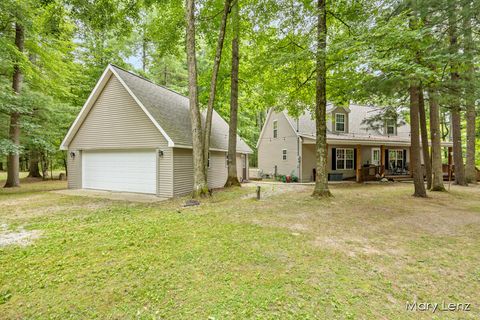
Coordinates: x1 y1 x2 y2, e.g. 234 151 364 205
0 0 478 197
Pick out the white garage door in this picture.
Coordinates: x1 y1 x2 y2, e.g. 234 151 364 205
82 150 157 194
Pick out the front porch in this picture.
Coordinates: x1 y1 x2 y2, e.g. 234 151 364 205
300 141 453 183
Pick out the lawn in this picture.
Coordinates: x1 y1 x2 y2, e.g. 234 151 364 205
0 179 479 319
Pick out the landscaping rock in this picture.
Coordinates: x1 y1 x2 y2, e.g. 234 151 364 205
380 178 389 183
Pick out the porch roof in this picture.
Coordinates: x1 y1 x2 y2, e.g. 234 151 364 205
300 133 453 147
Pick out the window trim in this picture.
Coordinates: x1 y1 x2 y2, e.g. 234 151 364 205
282 149 287 161
335 113 346 132
371 148 380 165
386 119 396 135
273 120 278 138
336 148 354 170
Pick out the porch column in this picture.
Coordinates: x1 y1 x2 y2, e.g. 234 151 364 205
380 145 385 175
448 146 453 180
356 145 362 183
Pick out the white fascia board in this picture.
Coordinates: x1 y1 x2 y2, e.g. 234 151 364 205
256 108 275 149
60 67 113 150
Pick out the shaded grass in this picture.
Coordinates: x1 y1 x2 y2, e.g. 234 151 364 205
0 181 479 319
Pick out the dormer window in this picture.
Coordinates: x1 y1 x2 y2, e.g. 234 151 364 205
273 120 278 138
386 119 396 135
335 114 345 132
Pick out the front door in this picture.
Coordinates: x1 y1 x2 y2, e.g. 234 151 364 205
371 148 380 165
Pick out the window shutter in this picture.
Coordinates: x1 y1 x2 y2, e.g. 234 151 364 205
354 148 357 169
385 149 389 171
332 148 336 170
403 149 407 168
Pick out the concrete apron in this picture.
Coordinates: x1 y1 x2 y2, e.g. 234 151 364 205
53 189 168 203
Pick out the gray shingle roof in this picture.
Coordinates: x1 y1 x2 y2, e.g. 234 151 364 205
111 65 252 154
285 104 412 142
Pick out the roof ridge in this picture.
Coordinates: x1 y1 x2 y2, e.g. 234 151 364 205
109 64 189 100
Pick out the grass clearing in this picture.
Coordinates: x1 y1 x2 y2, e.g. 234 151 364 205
0 179 479 319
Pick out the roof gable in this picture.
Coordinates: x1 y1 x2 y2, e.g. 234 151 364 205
61 65 252 154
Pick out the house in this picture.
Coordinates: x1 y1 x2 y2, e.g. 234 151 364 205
257 105 453 182
61 64 252 197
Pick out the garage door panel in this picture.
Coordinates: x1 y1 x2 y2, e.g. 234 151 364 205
82 150 157 194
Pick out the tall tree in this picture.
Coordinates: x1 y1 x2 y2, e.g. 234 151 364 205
428 88 445 191
312 0 331 197
204 0 232 176
418 88 432 189
185 0 209 197
448 4 467 186
225 0 241 187
4 23 24 188
463 1 477 183
409 83 427 197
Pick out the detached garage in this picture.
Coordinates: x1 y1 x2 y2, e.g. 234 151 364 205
61 64 252 197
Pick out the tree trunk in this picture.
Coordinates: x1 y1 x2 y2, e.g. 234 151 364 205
225 0 241 187
428 89 445 191
63 153 68 177
463 4 476 183
409 83 427 197
204 0 232 176
312 0 331 197
448 9 467 186
28 150 42 178
4 23 24 188
41 152 49 180
185 0 208 197
418 88 432 189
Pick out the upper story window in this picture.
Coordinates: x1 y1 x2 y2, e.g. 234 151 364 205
282 149 287 160
273 120 278 138
386 119 396 135
335 113 345 132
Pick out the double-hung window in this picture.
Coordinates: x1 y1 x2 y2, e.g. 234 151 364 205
388 150 404 170
282 149 287 160
335 114 345 132
273 120 278 138
336 148 354 170
386 119 396 135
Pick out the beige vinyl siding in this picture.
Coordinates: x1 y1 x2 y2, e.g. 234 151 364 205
301 144 316 182
67 75 170 191
69 75 167 150
172 148 194 196
173 148 246 196
208 151 228 188
158 147 173 198
258 110 299 178
67 149 82 189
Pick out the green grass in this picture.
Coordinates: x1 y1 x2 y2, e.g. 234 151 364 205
1 180 480 319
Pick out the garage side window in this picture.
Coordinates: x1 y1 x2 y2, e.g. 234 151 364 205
273 120 278 138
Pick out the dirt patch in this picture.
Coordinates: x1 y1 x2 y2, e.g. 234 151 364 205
313 235 404 257
0 224 42 247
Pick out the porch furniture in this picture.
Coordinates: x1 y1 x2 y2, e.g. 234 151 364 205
328 173 343 181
